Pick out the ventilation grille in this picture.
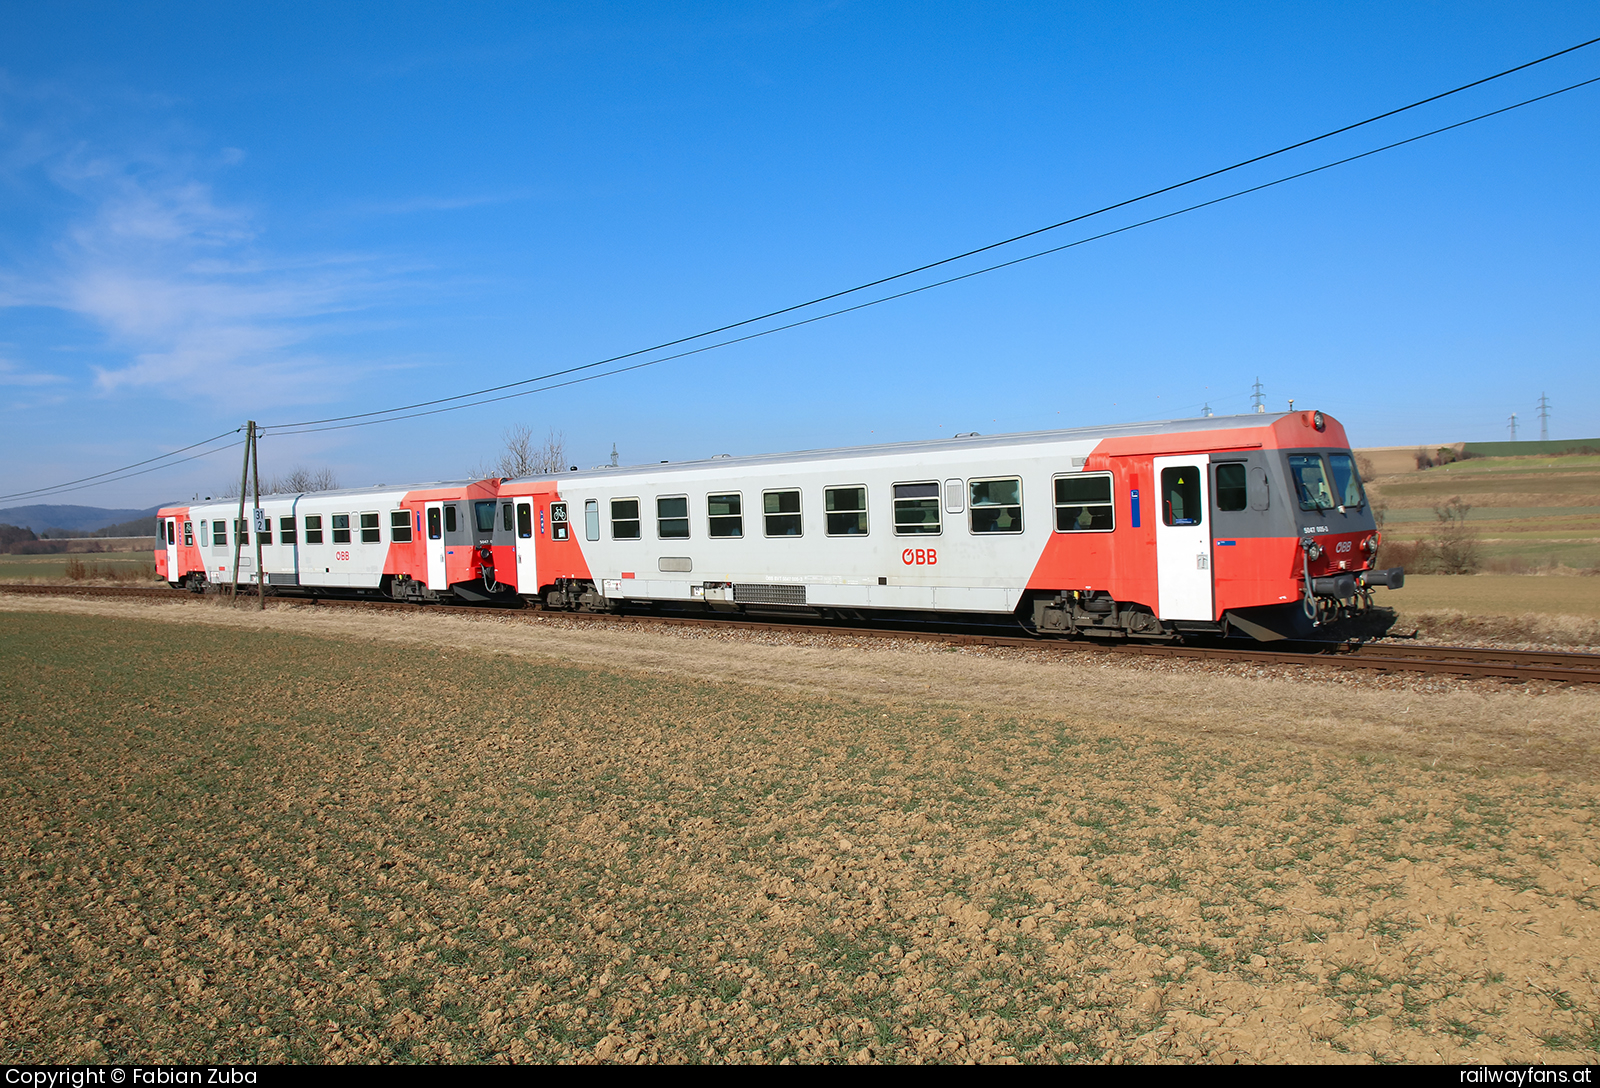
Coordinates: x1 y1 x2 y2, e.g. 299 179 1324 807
268 573 300 586
734 582 807 606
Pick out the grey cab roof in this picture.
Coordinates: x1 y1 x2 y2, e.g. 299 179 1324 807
512 412 1296 484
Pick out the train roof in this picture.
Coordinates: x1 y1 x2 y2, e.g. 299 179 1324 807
524 412 1307 483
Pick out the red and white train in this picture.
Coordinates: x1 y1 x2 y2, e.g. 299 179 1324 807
155 410 1402 641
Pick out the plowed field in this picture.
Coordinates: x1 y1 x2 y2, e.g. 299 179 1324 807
2 598 1597 1064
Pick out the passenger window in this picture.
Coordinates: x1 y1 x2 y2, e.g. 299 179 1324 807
390 510 413 543
213 520 227 547
278 516 296 546
551 502 570 541
1214 463 1247 512
304 515 323 545
332 514 351 544
825 487 867 535
657 496 688 539
970 477 1023 534
426 508 441 540
358 513 379 543
611 498 641 540
763 490 802 536
516 503 533 539
585 499 600 541
893 482 940 535
444 505 458 534
502 503 514 532
182 521 193 547
1054 473 1114 531
258 518 272 546
201 521 210 547
707 493 742 537
1160 468 1202 526
233 519 249 546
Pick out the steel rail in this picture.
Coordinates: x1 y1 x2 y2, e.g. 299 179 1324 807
5 582 1598 684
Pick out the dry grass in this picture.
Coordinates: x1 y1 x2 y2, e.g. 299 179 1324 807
2 602 1599 1065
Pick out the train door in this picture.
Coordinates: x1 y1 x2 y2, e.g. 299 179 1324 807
425 502 446 590
1152 455 1213 620
512 499 536 592
164 518 177 579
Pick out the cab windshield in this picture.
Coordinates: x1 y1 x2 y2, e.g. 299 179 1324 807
474 500 498 533
1326 453 1366 509
1288 454 1335 511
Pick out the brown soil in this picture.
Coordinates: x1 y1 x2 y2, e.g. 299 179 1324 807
2 600 1597 1064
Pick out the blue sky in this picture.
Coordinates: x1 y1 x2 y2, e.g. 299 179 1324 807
1 2 1596 508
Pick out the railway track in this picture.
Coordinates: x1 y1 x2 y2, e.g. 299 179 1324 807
6 581 1599 685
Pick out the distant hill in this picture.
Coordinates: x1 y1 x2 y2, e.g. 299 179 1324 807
0 504 160 534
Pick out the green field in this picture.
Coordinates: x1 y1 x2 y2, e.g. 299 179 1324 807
1367 455 1600 572
0 550 159 583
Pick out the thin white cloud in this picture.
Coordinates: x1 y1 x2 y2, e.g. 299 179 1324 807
0 358 68 386
0 89 419 407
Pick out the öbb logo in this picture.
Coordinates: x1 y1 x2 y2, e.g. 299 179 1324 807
902 548 937 565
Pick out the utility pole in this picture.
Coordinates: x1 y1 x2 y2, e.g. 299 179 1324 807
1538 393 1550 441
252 424 265 611
1251 378 1265 413
230 421 253 600
1201 403 1212 418
1508 413 1518 441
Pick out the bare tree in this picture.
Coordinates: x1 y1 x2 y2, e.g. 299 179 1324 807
473 425 567 479
220 465 340 497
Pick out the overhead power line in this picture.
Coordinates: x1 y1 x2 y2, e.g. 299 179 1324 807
263 34 1600 432
263 72 1600 437
0 429 242 504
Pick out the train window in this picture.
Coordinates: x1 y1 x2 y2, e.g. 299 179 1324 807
611 498 640 540
517 503 533 539
233 519 250 546
332 513 351 544
1214 464 1247 512
1288 455 1334 512
474 501 497 534
1054 473 1114 532
362 513 382 544
585 500 600 541
426 508 441 540
1327 453 1367 508
200 521 210 547
278 516 295 546
893 482 940 535
970 478 1023 534
1160 468 1202 526
763 490 802 536
502 503 514 532
258 518 272 546
825 487 867 535
944 479 965 515
390 510 412 543
166 521 176 545
552 502 570 541
657 496 689 539
183 521 193 547
214 520 228 546
444 505 458 534
707 493 742 538
304 515 323 544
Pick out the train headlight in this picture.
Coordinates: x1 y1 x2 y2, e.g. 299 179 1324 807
1363 535 1378 554
1302 540 1323 560
1312 411 1325 432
